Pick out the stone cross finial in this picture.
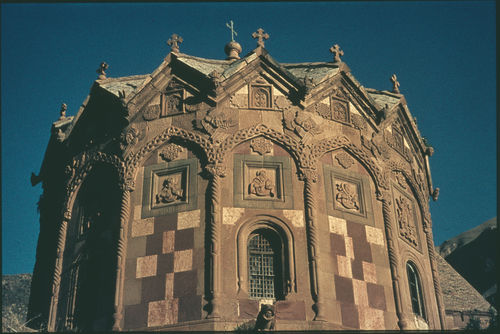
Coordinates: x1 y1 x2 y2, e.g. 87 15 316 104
329 44 344 64
96 62 108 79
167 33 183 53
59 103 67 120
252 28 269 48
226 20 237 42
391 74 400 94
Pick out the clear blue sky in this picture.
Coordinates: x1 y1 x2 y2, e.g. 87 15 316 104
1 2 496 274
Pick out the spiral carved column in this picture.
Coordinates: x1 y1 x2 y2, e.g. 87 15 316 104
206 164 226 318
47 210 71 331
112 180 133 330
379 192 409 330
423 219 446 329
300 169 327 321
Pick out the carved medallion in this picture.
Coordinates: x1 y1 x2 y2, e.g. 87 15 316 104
250 84 272 109
159 144 184 162
335 152 355 169
395 195 418 246
334 181 360 212
248 169 275 198
250 137 273 155
273 96 291 110
395 172 407 189
156 177 183 204
332 100 349 123
350 113 366 130
315 102 331 119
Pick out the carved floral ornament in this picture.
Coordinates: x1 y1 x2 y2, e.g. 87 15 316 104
250 137 273 155
335 181 360 212
283 108 323 140
395 195 418 246
159 143 184 162
335 151 355 169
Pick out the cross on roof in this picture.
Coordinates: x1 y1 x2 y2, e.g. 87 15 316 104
391 74 400 94
252 28 269 48
329 44 344 64
167 33 183 53
226 20 237 42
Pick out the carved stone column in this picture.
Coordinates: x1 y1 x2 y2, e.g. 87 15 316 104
378 191 410 330
423 218 446 329
299 168 327 321
47 210 71 331
205 164 227 318
112 179 134 330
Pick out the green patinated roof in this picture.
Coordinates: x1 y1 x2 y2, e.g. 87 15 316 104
365 88 401 110
98 74 149 98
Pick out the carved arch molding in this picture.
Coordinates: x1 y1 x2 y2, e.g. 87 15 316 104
63 123 432 214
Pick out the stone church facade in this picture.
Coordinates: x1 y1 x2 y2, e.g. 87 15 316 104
28 29 446 331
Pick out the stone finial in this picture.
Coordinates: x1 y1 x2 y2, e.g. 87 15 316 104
167 33 183 53
252 28 269 48
97 62 108 79
329 44 344 64
391 74 400 94
432 187 440 201
59 103 67 120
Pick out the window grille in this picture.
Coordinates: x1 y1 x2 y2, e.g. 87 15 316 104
407 262 426 319
248 232 279 299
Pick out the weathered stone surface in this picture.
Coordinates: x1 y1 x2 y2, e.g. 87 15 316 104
283 209 304 227
223 207 245 225
329 216 347 235
177 209 200 230
132 218 154 237
136 255 157 278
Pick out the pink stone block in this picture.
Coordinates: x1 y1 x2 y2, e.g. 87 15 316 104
165 273 174 299
337 254 352 278
352 279 369 306
174 249 193 272
163 230 175 254
358 307 385 330
136 255 157 278
362 261 377 284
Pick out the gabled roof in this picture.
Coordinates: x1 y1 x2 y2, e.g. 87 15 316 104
365 88 402 111
98 74 149 99
436 253 493 313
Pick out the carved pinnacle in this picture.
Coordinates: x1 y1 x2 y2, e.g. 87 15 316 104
167 33 183 53
59 103 67 120
252 28 269 48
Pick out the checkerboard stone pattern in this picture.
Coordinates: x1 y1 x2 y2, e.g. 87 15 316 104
124 209 202 329
329 216 388 329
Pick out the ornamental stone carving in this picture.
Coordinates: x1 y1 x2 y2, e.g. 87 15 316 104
283 108 323 140
335 181 360 212
159 144 184 162
198 108 236 136
273 95 291 110
335 152 355 169
250 84 272 109
248 169 275 197
395 195 418 246
120 126 140 151
156 177 183 204
250 137 273 155
161 89 184 116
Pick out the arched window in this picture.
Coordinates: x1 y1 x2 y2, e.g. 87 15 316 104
406 262 426 319
248 229 284 300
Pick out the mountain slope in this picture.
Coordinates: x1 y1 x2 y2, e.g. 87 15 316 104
437 217 497 307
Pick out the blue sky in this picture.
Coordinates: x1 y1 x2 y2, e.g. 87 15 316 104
1 2 496 274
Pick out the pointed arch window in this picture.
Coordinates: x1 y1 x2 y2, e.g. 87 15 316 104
406 261 426 319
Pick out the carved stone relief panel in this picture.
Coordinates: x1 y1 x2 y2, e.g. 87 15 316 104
334 179 362 214
249 84 272 109
392 184 421 250
335 151 355 169
142 158 198 218
233 154 293 209
331 96 350 123
323 164 374 225
161 89 185 117
283 107 323 141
